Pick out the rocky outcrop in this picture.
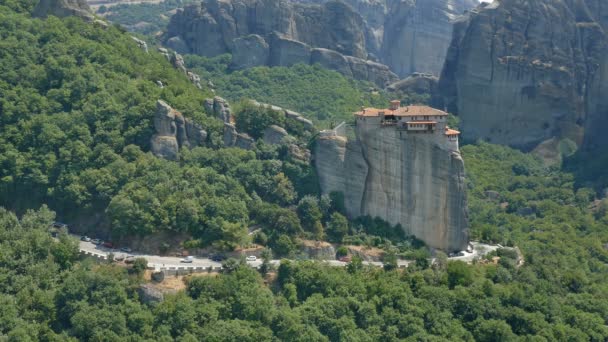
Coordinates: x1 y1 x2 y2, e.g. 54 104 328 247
33 0 94 20
263 125 289 145
315 123 468 252
387 73 439 96
380 0 477 77
231 35 270 70
249 100 314 130
130 36 148 53
163 0 400 86
151 100 208 160
178 0 477 78
439 0 608 150
204 96 232 123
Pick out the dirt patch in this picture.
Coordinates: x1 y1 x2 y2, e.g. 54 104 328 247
301 240 332 248
346 245 385 261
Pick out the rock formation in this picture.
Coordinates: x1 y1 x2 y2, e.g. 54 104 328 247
439 0 608 151
130 36 148 53
163 0 400 86
33 0 94 20
315 109 468 252
150 100 208 160
166 0 477 80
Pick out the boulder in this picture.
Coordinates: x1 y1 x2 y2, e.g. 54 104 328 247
138 284 165 304
236 133 255 150
231 35 270 70
263 125 289 145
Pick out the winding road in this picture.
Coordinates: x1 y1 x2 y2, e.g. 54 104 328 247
77 236 497 273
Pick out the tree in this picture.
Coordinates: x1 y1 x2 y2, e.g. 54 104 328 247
447 261 473 289
297 196 322 231
326 212 348 242
131 258 148 276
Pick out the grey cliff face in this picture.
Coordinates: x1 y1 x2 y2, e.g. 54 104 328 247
151 100 208 160
439 0 608 151
315 123 469 252
293 0 478 77
163 0 410 86
33 0 94 20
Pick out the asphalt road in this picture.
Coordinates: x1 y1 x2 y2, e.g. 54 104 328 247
78 236 497 271
77 237 411 270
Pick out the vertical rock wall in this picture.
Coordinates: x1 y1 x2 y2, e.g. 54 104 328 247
315 124 468 252
439 0 608 150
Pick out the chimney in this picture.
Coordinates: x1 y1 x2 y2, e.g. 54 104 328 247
390 100 401 110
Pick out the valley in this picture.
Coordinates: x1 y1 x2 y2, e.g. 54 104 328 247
0 0 606 340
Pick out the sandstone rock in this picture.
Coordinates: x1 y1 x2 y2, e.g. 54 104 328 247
365 60 399 88
163 0 402 86
381 0 477 77
204 96 232 123
231 35 270 70
311 48 353 78
315 123 468 252
223 123 238 147
33 0 94 20
263 125 289 145
151 100 207 160
130 36 148 53
138 284 165 304
387 73 439 95
440 0 608 150
170 52 187 74
165 36 190 54
236 133 255 150
269 33 312 67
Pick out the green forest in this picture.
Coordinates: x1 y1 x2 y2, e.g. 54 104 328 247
0 1 607 341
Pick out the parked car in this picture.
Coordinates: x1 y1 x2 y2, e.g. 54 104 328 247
114 255 125 261
120 247 132 253
102 241 114 249
181 256 194 263
124 255 136 264
92 239 101 245
210 254 226 262
245 256 257 262
457 252 466 257
81 236 91 242
52 222 68 229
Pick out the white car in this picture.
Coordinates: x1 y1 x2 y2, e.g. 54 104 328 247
181 256 194 263
246 256 257 262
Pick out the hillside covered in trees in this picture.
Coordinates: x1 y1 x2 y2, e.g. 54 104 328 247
0 1 607 341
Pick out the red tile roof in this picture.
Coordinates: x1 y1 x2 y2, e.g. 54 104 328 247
355 105 448 117
445 128 460 136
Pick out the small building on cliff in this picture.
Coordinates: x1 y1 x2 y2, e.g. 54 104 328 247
315 101 468 252
354 101 460 152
